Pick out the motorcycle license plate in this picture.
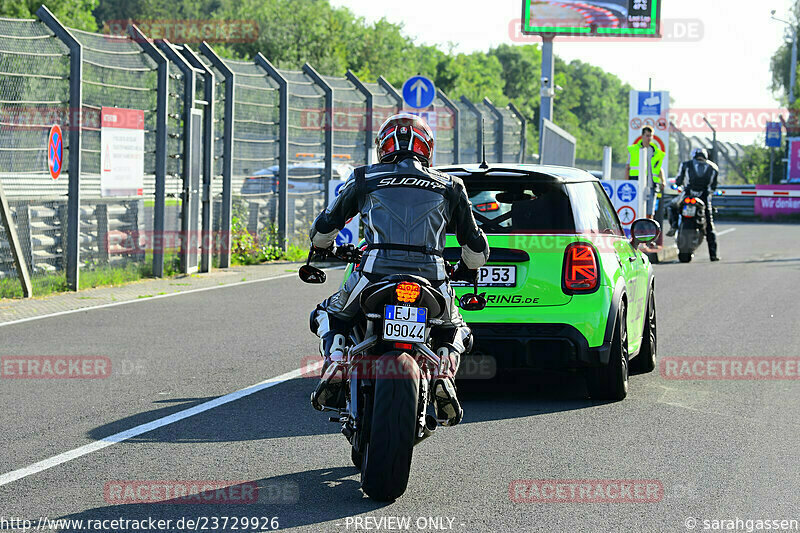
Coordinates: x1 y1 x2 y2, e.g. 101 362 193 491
451 265 517 287
683 205 697 217
383 305 427 343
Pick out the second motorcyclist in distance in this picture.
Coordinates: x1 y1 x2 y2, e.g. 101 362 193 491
666 148 721 261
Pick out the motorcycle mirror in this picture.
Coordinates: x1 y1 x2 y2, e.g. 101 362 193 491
630 218 661 247
299 265 326 284
459 293 487 311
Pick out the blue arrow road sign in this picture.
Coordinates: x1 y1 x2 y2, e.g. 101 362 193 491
402 76 436 109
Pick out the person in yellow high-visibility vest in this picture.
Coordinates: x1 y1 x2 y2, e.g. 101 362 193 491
625 126 665 220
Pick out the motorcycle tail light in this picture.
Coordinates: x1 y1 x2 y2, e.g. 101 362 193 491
475 201 500 212
563 242 599 293
395 282 421 303
394 342 414 351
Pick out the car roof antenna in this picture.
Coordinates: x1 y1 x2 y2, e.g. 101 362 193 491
479 118 489 169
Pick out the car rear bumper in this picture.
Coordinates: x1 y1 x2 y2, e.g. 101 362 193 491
462 322 612 378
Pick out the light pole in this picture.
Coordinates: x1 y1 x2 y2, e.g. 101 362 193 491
772 10 798 104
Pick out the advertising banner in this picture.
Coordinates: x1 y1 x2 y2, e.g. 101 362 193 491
753 185 800 217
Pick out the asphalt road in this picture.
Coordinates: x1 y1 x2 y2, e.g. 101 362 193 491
1 222 799 533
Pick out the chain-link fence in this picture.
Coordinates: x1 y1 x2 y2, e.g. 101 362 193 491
223 57 280 253
0 8 529 298
0 17 71 295
475 99 500 163
73 28 159 279
431 91 456 166
500 104 526 164
455 98 479 165
282 68 327 245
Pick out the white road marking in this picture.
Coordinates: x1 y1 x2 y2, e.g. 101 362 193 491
717 228 737 237
0 361 324 487
0 267 345 328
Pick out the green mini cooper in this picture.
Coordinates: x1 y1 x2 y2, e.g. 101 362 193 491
439 164 660 401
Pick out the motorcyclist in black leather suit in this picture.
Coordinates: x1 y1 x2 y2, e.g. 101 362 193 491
308 113 490 426
666 148 720 261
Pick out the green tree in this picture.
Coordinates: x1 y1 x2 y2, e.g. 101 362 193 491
770 1 800 104
0 0 99 30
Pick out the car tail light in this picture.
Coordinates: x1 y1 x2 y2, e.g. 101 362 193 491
395 282 421 303
475 202 500 212
563 242 599 293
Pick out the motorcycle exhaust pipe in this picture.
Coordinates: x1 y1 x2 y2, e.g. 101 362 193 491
414 414 438 446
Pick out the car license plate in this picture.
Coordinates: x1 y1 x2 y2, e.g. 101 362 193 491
383 305 427 343
452 265 517 287
683 205 697 217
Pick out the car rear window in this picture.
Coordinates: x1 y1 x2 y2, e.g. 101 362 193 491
466 181 575 234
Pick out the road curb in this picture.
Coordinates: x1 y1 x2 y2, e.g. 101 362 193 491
645 244 678 264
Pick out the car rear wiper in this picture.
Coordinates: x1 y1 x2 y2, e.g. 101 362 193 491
473 210 513 232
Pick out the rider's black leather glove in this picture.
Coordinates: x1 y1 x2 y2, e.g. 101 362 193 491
310 245 333 260
335 243 361 263
450 259 478 283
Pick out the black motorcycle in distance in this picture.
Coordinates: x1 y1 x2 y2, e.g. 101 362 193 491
676 189 707 263
299 244 485 501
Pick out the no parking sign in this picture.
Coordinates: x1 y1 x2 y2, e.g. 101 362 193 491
328 179 360 245
47 125 62 180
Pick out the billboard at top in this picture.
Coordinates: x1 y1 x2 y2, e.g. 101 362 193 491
522 0 661 37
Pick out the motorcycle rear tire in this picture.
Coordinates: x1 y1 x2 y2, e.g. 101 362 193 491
360 352 420 502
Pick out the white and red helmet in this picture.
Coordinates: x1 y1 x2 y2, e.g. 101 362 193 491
375 113 434 166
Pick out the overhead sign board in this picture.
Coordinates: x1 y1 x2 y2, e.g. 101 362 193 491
522 0 661 37
100 107 145 197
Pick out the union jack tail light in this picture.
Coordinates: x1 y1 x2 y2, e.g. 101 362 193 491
563 242 599 293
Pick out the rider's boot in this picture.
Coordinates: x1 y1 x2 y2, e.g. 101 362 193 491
433 376 463 426
310 326 348 411
432 343 464 426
